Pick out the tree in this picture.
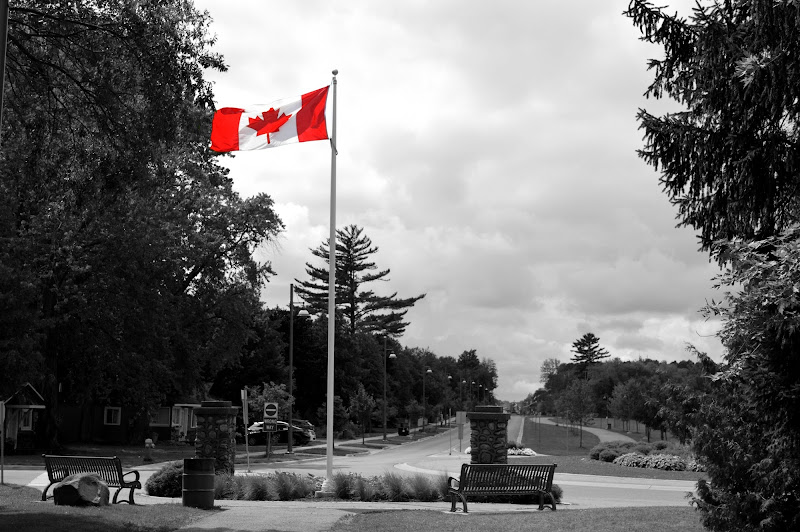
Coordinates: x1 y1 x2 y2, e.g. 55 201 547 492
539 358 559 383
570 333 609 378
556 379 595 448
626 0 800 255
693 231 800 531
0 1 283 444
349 383 376 444
295 225 425 337
627 1 800 529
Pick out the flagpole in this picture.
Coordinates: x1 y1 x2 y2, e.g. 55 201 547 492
318 69 338 495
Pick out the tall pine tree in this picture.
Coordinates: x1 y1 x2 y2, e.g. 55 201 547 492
570 333 609 378
295 224 425 336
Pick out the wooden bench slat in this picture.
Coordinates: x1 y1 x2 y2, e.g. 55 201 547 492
42 455 142 504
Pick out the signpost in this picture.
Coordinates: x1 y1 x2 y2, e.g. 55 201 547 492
263 402 278 458
241 388 250 472
456 410 467 453
263 402 278 431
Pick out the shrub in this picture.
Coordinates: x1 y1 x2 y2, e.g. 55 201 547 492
633 444 651 455
652 441 669 451
550 483 563 503
145 461 183 498
644 454 686 471
686 458 706 473
589 440 637 461
599 449 620 462
588 443 605 460
614 452 647 468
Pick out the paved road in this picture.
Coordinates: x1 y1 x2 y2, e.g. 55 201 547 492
2 415 696 511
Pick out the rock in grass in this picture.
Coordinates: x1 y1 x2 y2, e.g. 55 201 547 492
53 473 110 506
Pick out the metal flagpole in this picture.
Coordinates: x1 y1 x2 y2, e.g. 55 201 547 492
318 69 338 495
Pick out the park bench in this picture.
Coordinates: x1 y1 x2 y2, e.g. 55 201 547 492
42 454 142 504
447 463 557 513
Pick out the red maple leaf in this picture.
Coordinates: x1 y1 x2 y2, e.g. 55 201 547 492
247 107 292 143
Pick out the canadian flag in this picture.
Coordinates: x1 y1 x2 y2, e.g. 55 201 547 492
210 86 329 152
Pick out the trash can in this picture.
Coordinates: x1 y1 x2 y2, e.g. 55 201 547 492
182 458 215 509
397 421 409 436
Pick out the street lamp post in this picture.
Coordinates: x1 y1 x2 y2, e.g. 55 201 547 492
287 283 309 454
470 381 475 408
422 367 432 431
382 337 396 441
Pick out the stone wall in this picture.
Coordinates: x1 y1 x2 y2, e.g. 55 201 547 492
194 401 239 475
467 406 510 464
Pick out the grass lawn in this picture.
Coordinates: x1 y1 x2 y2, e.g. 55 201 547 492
517 418 707 482
521 417 602 455
2 483 707 532
0 484 206 532
328 507 705 532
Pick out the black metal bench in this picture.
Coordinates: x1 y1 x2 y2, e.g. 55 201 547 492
448 463 557 513
42 454 142 504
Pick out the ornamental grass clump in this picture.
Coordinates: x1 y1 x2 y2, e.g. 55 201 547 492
381 471 409 502
436 471 451 501
353 475 378 501
272 472 312 500
408 473 438 502
332 471 355 500
241 475 271 501
214 474 242 500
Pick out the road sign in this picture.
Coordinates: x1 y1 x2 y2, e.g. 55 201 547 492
263 402 278 419
263 420 278 432
456 410 467 425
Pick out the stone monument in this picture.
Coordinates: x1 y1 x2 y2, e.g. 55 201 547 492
194 400 239 475
467 405 511 464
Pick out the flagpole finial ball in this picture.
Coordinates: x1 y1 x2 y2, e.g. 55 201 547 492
332 69 338 76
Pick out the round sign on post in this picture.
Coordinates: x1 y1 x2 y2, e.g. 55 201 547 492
263 402 278 419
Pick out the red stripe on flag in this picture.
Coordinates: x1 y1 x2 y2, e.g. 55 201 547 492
210 107 245 152
297 87 329 142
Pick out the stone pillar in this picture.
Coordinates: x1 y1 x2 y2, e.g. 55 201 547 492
467 405 511 464
194 400 239 475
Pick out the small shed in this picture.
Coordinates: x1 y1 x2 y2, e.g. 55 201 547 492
2 382 46 453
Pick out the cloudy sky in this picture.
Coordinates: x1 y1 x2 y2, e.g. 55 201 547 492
193 0 724 401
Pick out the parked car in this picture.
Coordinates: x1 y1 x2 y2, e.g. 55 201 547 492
246 421 313 446
292 419 317 441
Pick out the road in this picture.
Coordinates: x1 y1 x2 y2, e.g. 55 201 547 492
3 415 697 509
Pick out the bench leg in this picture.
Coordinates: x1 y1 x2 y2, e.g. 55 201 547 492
42 483 55 501
538 491 556 511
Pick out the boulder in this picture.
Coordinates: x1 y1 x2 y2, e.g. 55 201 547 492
53 473 110 506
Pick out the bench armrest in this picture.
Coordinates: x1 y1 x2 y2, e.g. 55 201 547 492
448 476 460 489
122 470 141 484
